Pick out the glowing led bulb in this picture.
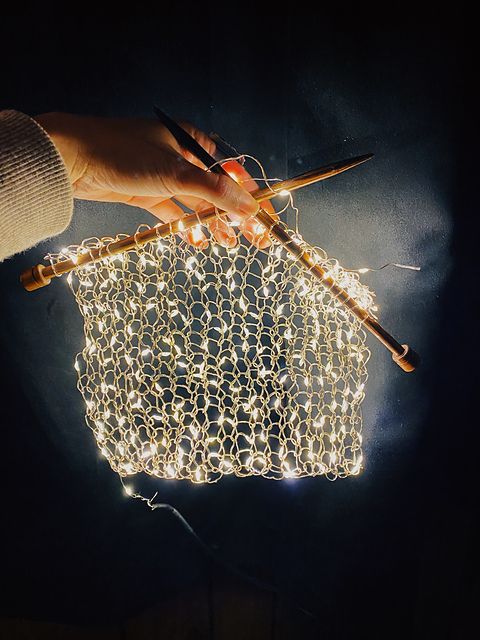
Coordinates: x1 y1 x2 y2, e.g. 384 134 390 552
57 213 373 483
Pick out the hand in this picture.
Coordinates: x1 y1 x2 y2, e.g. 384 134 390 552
35 112 275 249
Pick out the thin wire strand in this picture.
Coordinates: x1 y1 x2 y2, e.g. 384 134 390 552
344 263 421 274
211 154 302 233
121 479 317 621
208 155 417 268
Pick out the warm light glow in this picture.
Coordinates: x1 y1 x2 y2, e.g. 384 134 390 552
47 223 375 483
190 225 204 243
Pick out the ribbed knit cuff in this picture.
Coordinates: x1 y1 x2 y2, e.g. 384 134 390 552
0 110 73 261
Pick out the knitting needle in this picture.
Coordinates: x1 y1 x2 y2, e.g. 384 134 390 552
152 109 418 372
20 156 375 291
155 107 372 189
20 124 418 371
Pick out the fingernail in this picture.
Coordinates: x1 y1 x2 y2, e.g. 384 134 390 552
243 230 255 244
239 191 259 215
182 230 208 250
216 229 237 248
225 230 238 247
257 233 272 249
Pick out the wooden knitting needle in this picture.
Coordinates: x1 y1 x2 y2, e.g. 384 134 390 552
19 154 374 290
154 108 418 372
20 142 418 372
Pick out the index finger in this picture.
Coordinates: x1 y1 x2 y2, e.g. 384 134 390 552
221 160 277 215
171 159 259 218
220 160 278 248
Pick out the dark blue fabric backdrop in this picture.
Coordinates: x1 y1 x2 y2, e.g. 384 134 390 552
0 12 476 639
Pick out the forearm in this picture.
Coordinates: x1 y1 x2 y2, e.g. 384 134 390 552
0 110 73 262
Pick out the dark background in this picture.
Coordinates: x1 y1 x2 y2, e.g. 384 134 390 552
0 11 477 640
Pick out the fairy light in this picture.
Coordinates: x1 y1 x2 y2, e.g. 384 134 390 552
123 484 134 496
46 161 377 484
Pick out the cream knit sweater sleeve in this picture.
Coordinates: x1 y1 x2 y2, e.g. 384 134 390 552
0 110 73 262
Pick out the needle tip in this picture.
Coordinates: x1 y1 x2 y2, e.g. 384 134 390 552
328 153 374 175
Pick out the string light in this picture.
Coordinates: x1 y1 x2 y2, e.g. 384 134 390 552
46 160 379 484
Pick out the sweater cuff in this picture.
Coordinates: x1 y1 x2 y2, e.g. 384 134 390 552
0 110 73 261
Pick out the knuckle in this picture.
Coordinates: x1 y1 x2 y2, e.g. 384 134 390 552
173 157 194 184
215 174 235 202
163 157 195 195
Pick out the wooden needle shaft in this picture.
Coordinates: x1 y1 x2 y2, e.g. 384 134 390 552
20 156 372 286
20 158 418 371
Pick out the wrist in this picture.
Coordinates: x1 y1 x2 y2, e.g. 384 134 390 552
34 112 86 187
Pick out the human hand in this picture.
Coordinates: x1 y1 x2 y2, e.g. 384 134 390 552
35 113 274 249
